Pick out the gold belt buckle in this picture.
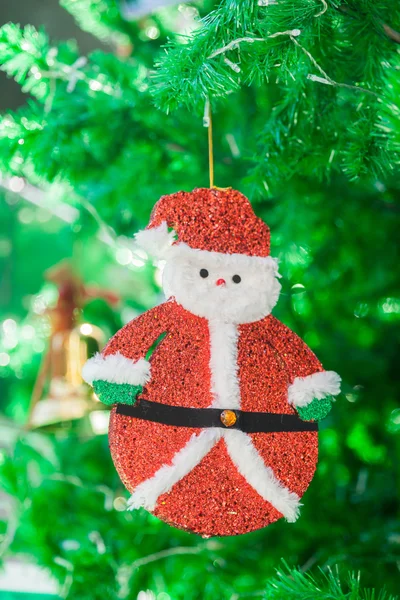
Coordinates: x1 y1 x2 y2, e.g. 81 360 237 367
220 409 237 427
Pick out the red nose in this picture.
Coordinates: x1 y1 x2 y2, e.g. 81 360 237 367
216 278 226 286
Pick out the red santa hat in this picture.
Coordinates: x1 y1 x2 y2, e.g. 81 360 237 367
135 188 272 261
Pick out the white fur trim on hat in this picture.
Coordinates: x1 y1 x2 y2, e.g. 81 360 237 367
288 371 341 407
82 352 151 386
164 242 280 273
135 222 176 259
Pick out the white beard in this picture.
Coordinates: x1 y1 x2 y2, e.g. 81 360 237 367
161 243 281 324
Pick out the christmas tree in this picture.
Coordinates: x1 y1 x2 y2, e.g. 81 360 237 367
0 1 399 598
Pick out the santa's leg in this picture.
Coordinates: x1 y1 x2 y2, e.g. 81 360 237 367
223 429 301 522
127 429 221 511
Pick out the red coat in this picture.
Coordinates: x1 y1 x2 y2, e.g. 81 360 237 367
106 299 323 536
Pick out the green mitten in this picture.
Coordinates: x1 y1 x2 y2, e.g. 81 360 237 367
297 396 333 422
93 380 143 406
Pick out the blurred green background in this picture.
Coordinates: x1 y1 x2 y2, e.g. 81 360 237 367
0 1 399 598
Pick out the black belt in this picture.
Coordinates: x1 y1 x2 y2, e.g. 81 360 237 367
116 399 318 433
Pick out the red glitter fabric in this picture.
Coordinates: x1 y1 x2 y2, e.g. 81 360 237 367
108 301 321 536
147 188 271 257
104 301 213 409
154 440 282 536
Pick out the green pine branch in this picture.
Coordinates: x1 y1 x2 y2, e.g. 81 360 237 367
331 0 400 45
265 562 398 600
152 0 314 113
0 2 400 206
151 0 399 113
150 0 399 186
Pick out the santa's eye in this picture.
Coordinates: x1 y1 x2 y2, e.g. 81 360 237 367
200 269 209 278
232 274 241 284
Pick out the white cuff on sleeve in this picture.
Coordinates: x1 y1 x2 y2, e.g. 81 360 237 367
82 352 151 386
288 371 341 407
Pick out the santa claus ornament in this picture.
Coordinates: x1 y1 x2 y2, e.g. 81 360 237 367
82 188 341 537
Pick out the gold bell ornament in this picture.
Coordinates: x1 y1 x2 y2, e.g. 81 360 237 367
27 261 119 431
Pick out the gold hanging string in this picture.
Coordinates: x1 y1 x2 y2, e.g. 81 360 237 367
204 98 231 191
208 102 214 189
203 98 214 188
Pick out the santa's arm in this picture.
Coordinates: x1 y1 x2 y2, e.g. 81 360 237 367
82 303 170 406
265 316 341 421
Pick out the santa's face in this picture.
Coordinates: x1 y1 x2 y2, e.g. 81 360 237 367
162 244 281 323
